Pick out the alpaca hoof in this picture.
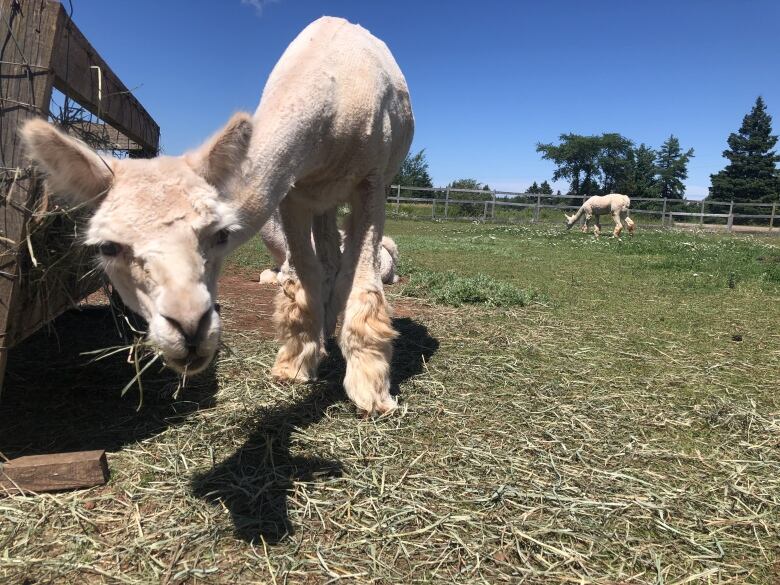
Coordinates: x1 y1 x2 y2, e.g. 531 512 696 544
271 359 315 383
271 355 317 384
356 395 397 418
374 394 398 415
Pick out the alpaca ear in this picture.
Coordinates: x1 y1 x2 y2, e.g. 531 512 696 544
21 118 113 207
187 112 253 191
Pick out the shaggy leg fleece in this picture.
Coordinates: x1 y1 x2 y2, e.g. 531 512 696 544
271 277 322 382
339 289 398 415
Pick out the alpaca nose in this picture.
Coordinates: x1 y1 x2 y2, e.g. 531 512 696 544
162 307 213 348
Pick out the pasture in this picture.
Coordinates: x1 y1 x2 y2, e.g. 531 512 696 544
2 219 779 583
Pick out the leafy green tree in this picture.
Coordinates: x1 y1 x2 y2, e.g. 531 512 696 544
598 133 635 194
448 178 485 191
710 97 780 203
447 178 492 217
537 133 636 197
632 144 658 198
393 149 433 188
537 134 603 197
655 135 694 199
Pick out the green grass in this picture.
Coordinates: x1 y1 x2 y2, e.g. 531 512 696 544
2 219 780 583
399 265 544 307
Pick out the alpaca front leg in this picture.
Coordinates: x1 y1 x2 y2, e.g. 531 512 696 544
338 183 397 415
313 209 342 339
624 214 635 235
271 201 324 383
341 286 398 414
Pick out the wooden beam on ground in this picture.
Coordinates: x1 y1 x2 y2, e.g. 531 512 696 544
0 450 109 494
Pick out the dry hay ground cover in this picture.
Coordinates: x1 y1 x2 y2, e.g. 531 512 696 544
1 219 780 584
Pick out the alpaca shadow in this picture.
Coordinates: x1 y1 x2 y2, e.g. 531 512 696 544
0 305 218 458
191 316 439 544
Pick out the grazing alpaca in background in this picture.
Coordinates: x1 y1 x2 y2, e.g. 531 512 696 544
259 211 400 286
565 193 635 237
22 16 413 415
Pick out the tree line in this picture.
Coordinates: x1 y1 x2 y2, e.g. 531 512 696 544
394 96 780 205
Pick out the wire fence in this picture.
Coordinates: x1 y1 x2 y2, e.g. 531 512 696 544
386 185 780 233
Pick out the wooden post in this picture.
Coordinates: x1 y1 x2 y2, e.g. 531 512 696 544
444 188 450 219
533 193 541 223
431 193 435 219
0 0 61 392
482 200 488 221
0 0 160 392
491 190 496 220
769 202 776 232
661 198 668 227
727 201 734 232
700 200 705 226
395 184 401 215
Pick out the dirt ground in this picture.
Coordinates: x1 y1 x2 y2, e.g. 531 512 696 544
218 270 423 337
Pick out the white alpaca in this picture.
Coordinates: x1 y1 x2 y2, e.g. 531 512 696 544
565 193 635 237
258 212 400 286
21 17 413 415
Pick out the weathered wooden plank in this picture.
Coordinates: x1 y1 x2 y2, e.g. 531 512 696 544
0 0 61 390
0 450 109 494
67 120 142 151
48 1 159 154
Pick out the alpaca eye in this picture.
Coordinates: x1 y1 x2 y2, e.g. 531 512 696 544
215 229 229 246
99 242 122 257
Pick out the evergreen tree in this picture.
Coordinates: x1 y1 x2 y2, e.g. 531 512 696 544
709 97 780 203
632 144 657 198
528 181 540 194
655 135 694 199
393 149 433 188
539 180 553 194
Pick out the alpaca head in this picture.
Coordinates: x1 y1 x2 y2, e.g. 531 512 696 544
21 113 253 374
564 213 575 229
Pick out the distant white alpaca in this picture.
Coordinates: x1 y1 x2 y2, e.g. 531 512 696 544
259 211 400 285
22 17 413 415
565 193 635 237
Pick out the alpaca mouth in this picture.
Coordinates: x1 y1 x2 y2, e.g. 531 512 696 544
168 352 212 374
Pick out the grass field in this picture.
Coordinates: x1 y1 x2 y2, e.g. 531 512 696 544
2 219 779 583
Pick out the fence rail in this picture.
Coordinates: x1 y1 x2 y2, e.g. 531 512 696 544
387 185 779 232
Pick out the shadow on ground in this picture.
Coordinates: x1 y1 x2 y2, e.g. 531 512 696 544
191 316 439 544
0 306 217 458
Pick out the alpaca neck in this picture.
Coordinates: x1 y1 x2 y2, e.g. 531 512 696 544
236 111 314 232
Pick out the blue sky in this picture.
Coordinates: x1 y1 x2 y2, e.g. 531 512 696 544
72 0 780 199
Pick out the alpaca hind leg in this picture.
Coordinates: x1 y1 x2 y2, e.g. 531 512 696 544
271 198 324 383
338 180 397 415
313 209 342 339
612 211 624 237
624 212 635 235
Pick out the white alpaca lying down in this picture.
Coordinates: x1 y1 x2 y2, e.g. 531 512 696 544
258 211 400 285
565 193 635 237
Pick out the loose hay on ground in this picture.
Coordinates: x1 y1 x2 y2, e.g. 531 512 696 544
1 220 779 583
